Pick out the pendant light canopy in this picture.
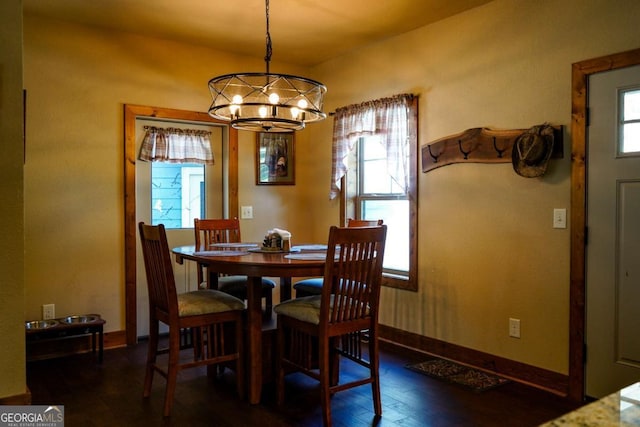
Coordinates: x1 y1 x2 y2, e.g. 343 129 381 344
208 0 327 132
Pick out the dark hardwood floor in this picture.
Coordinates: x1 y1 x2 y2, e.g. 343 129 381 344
27 340 583 427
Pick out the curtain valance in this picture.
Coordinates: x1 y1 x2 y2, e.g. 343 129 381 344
330 93 414 199
138 126 214 165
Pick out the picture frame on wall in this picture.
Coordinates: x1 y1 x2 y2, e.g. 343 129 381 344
256 132 295 185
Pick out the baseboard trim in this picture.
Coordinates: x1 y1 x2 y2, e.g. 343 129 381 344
104 330 127 349
0 389 32 405
379 324 569 397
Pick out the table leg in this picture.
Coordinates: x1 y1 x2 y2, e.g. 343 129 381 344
246 275 263 404
207 268 220 290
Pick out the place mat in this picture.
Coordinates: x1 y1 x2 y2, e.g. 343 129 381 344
284 253 328 260
209 242 259 249
193 250 250 256
248 247 300 254
406 358 509 392
292 244 328 252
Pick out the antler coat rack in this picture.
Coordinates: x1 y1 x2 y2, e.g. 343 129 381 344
421 125 563 173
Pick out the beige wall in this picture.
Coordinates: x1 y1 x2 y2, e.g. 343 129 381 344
0 0 26 400
308 0 640 374
20 0 640 381
22 14 313 331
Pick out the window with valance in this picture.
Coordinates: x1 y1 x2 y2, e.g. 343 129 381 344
138 126 214 228
331 94 418 291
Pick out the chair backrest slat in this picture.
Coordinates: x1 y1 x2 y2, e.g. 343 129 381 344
321 225 387 326
138 223 178 318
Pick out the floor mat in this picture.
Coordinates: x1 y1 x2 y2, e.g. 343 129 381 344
406 358 510 392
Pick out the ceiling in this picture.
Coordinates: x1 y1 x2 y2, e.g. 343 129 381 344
23 0 492 67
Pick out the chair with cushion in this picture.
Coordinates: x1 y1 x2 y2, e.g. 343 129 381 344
139 222 245 417
275 224 387 427
194 218 276 312
293 219 383 298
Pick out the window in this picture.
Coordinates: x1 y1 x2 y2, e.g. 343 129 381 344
358 136 410 274
138 125 214 229
334 94 418 291
619 87 640 155
150 163 205 228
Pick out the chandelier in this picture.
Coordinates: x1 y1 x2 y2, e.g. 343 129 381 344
208 0 327 132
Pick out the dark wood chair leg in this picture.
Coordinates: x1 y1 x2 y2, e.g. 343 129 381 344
329 337 340 386
143 320 159 398
369 336 382 416
163 328 181 417
276 322 286 406
319 338 333 427
235 315 245 399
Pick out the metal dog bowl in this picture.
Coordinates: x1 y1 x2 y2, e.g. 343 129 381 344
25 320 59 330
61 315 99 324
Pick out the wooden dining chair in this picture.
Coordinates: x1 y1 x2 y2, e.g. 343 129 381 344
293 219 383 298
274 224 387 427
138 222 245 417
194 218 276 312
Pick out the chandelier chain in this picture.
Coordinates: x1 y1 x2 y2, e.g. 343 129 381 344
207 0 326 132
264 0 272 74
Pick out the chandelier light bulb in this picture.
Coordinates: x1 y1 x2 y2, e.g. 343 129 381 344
229 95 243 118
268 93 280 104
259 106 268 118
297 99 308 109
290 107 300 119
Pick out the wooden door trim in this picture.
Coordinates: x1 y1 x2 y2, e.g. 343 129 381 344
570 47 640 401
124 104 238 345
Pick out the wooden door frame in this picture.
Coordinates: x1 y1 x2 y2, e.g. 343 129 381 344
570 47 640 401
124 104 239 345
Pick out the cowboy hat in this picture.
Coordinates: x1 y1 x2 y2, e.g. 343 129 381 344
512 124 555 178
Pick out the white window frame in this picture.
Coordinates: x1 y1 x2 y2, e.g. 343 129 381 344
357 136 410 275
340 97 418 291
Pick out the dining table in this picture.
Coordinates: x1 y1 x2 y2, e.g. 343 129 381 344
172 243 327 404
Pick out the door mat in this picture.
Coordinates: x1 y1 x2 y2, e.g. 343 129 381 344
406 358 510 392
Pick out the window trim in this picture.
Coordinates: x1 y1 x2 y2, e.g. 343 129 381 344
340 96 418 291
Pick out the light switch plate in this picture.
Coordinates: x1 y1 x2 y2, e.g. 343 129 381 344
553 208 566 229
241 206 253 219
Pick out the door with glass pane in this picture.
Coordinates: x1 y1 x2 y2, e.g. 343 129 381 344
586 64 640 397
135 119 226 338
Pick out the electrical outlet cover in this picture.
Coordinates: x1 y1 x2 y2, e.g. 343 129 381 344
42 304 55 320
